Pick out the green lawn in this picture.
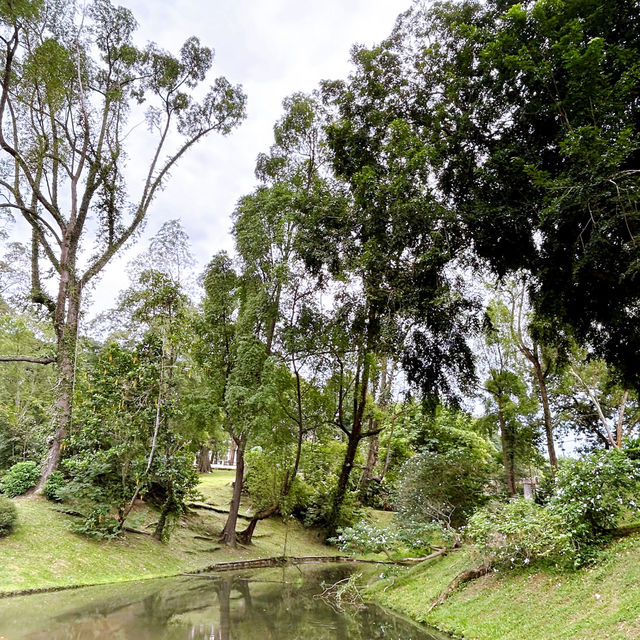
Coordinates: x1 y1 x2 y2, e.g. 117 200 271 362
368 537 640 640
0 472 331 595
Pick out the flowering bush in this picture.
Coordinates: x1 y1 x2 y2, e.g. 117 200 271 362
331 521 401 555
550 449 640 557
467 498 572 568
331 518 447 556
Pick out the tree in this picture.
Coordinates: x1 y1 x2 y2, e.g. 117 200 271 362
482 299 541 496
393 0 640 389
313 41 478 535
554 352 640 451
0 0 246 486
395 410 495 530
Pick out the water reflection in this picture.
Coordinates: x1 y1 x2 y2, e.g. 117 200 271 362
0 566 448 640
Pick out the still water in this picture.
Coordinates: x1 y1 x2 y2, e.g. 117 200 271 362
0 565 450 640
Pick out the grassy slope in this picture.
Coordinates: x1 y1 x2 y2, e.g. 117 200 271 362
0 470 330 594
367 537 640 640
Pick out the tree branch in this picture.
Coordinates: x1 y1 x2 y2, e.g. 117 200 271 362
0 355 55 364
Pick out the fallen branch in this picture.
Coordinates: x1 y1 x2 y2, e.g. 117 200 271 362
0 355 55 364
428 564 491 612
123 526 153 536
400 548 448 564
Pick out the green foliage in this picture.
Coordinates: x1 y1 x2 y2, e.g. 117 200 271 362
332 519 446 556
467 499 573 569
550 450 640 559
0 313 54 470
64 332 197 540
0 461 40 497
0 495 18 537
150 453 200 542
70 505 122 541
623 437 640 461
293 440 362 530
394 422 496 529
42 470 66 502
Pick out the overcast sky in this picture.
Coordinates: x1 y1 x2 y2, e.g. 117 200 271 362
87 0 410 312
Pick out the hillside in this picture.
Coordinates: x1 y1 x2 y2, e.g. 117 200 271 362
367 536 640 640
0 471 330 595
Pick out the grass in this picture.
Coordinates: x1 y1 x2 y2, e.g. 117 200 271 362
367 537 640 640
0 470 331 595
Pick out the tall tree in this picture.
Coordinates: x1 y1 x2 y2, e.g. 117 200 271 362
314 41 478 535
392 0 640 388
0 0 246 485
482 299 541 495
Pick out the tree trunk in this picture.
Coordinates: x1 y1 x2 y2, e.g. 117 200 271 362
197 444 212 473
359 433 379 492
532 356 557 469
498 399 516 497
221 437 245 547
327 430 362 537
237 505 279 545
36 280 81 492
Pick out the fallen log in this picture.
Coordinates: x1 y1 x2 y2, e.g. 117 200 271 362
428 564 491 612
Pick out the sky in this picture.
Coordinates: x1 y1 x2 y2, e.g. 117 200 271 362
88 0 411 313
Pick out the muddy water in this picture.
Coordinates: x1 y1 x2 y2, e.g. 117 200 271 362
0 564 451 639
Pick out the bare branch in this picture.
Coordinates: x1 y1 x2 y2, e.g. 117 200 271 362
0 355 55 364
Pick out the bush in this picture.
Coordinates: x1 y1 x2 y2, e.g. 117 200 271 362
71 505 122 540
550 449 640 560
332 518 447 556
42 471 66 502
467 499 573 568
0 461 40 497
0 496 18 537
331 521 402 556
394 438 495 530
291 440 363 530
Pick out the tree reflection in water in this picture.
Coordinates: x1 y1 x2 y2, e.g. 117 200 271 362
0 566 449 640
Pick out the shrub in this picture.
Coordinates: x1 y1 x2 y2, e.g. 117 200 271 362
467 498 573 568
331 521 402 556
0 461 40 497
394 438 495 530
42 471 66 502
332 518 447 556
0 496 18 537
71 505 122 540
550 449 640 559
291 440 363 530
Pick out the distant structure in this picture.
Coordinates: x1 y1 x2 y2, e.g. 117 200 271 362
211 441 237 470
522 476 539 500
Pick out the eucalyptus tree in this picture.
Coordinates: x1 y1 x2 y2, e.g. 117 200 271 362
554 353 640 451
198 252 282 547
199 94 335 546
0 0 246 485
498 278 560 469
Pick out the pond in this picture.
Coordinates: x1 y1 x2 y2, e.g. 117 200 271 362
0 564 451 639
